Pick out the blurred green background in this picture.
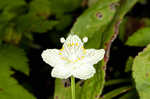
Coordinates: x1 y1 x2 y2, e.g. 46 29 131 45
0 0 150 99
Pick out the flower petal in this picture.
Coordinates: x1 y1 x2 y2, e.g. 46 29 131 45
81 49 105 65
41 49 65 67
51 66 71 79
72 64 96 80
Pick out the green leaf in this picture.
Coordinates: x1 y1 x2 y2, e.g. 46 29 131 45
0 0 26 21
71 0 119 48
119 89 139 99
16 14 58 33
88 0 98 7
0 0 26 10
54 79 71 99
54 0 119 99
125 56 134 72
29 0 51 17
0 45 35 99
118 17 128 42
119 17 150 43
105 79 130 87
50 0 83 13
132 44 150 99
139 0 147 4
54 79 82 99
0 45 29 75
100 86 132 99
126 27 150 47
55 15 73 31
54 0 138 99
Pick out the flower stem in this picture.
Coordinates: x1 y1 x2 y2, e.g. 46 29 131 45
71 76 75 99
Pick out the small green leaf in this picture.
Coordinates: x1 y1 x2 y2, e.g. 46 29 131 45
132 44 150 99
126 27 150 47
118 17 128 42
125 56 134 72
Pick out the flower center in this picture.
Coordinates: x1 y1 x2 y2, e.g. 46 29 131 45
59 43 86 63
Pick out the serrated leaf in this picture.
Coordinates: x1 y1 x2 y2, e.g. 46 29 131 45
126 27 150 47
0 45 35 99
0 45 29 75
0 0 26 22
132 44 150 99
16 14 58 33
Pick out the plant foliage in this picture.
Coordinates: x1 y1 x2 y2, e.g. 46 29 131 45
0 45 35 99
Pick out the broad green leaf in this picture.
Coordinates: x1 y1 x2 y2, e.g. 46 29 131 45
71 0 119 48
126 27 150 47
55 0 137 99
132 44 150 99
0 45 35 99
54 0 119 99
54 0 138 99
88 0 98 7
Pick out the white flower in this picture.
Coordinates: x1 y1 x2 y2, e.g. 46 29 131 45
41 35 105 80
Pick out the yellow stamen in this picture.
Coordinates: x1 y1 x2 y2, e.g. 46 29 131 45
76 43 79 46
60 47 64 51
59 52 62 55
71 43 74 46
